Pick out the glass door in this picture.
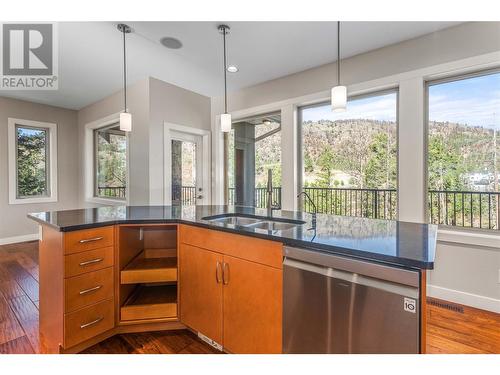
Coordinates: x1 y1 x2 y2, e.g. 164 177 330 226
171 132 204 206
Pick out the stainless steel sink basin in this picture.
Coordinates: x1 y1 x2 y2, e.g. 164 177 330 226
202 214 305 231
248 221 298 231
205 216 262 226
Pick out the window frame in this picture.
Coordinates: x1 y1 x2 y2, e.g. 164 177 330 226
297 88 400 215
424 67 500 231
84 113 129 205
225 111 282 205
8 118 58 205
93 123 127 200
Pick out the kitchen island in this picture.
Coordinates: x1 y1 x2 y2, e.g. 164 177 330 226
28 205 437 354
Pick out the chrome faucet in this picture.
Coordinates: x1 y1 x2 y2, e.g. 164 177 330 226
266 169 281 216
297 191 317 229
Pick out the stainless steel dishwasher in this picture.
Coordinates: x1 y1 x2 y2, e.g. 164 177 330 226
283 246 421 354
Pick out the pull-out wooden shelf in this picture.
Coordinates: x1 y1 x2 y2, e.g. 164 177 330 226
121 285 177 321
121 250 177 284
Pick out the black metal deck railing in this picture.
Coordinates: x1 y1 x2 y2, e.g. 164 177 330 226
175 186 196 206
428 190 500 230
302 187 398 220
97 186 126 199
227 187 282 208
212 185 500 230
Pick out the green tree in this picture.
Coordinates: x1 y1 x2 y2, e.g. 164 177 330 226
364 132 397 189
428 135 464 191
315 147 335 187
16 128 47 197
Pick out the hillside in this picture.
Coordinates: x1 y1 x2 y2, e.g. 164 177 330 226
253 119 498 192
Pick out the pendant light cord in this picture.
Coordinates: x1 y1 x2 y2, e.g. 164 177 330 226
337 21 341 86
222 27 228 114
123 28 127 113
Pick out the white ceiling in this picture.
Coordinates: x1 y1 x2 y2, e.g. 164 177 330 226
0 21 462 110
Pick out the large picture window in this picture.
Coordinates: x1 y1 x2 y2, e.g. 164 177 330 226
8 118 58 205
226 113 282 208
94 123 127 200
299 90 398 219
427 70 500 229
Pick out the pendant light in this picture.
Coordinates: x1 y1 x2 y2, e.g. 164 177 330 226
331 21 347 112
218 24 232 132
117 23 132 132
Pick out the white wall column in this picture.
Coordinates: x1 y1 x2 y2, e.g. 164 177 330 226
398 78 426 223
280 104 298 211
211 97 225 205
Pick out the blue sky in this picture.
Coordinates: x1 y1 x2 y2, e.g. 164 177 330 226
302 72 500 129
428 72 499 129
17 127 46 137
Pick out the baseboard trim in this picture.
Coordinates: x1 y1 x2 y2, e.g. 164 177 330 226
427 284 500 314
0 233 39 245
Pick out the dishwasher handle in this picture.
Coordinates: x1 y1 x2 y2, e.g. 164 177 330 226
284 257 419 298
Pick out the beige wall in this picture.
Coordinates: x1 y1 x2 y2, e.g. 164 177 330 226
77 77 211 206
148 77 211 204
0 97 79 240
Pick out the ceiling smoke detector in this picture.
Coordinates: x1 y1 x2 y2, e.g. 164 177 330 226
160 37 183 49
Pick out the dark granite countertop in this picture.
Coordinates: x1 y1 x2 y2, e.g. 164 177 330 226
28 205 437 270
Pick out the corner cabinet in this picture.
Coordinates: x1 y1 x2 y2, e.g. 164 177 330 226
179 225 283 354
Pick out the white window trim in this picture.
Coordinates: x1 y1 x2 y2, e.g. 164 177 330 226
8 118 58 205
84 112 129 205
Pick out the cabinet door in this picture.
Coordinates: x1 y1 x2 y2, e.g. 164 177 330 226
179 243 223 344
223 255 282 353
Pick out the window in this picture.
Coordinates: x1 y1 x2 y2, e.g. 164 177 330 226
299 90 398 219
226 113 282 208
8 118 57 204
427 70 500 230
94 123 127 200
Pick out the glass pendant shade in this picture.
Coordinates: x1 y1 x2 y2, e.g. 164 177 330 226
120 112 132 132
220 113 232 132
331 85 347 112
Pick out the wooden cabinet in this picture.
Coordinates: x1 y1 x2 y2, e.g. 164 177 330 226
38 222 282 354
179 244 223 344
39 225 116 353
178 225 283 354
223 255 282 354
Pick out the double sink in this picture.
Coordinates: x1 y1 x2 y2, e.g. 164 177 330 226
202 214 306 231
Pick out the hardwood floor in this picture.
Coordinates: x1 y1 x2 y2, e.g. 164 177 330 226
0 240 499 354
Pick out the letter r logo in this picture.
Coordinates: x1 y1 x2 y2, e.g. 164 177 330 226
2 24 53 75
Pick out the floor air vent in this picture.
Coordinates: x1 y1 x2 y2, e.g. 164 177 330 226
427 298 464 313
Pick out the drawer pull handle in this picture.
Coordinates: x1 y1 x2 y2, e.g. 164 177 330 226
79 237 104 244
79 285 102 295
216 261 222 284
222 262 230 285
80 316 104 329
79 258 104 267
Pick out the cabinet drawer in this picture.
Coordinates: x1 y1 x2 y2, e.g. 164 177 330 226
64 267 114 313
64 226 114 254
65 247 114 278
64 299 114 348
179 225 283 269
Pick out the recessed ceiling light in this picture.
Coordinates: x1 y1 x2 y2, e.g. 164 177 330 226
160 37 183 49
227 65 239 73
